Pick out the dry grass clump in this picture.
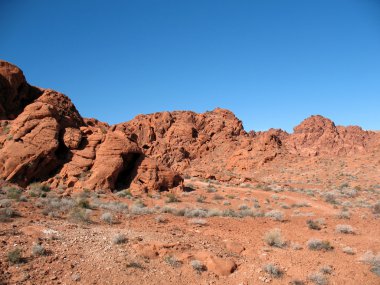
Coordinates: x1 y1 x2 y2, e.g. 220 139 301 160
69 207 92 224
308 272 328 285
164 255 182 268
7 248 23 264
166 193 180 203
190 260 206 273
32 243 47 256
264 228 285 248
307 219 322 230
342 246 356 255
307 239 333 251
265 210 285 221
155 215 167 223
262 263 283 278
335 224 354 234
101 212 113 224
359 251 380 276
337 210 351 219
112 233 127 245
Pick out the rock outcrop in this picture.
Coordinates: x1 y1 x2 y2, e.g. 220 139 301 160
0 59 378 191
0 60 183 193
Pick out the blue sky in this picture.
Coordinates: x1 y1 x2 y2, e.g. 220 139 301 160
1 0 380 132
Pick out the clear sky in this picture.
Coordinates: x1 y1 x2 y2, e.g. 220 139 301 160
1 0 380 132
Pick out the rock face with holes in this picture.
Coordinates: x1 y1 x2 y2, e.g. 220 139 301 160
0 59 379 192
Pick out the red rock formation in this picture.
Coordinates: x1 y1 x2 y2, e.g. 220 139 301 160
0 59 378 191
0 60 182 193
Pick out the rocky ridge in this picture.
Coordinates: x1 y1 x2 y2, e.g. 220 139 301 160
0 60 378 192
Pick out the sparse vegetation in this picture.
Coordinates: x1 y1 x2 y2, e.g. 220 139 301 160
265 210 285 221
164 255 182 268
335 224 354 234
69 207 92 223
342 246 355 255
307 219 322 230
264 228 285 248
101 212 113 224
196 195 206 203
7 248 23 264
309 272 328 285
32 244 47 256
307 239 333 251
191 260 205 273
263 263 283 278
166 193 180 203
319 265 333 274
112 233 127 244
359 250 380 276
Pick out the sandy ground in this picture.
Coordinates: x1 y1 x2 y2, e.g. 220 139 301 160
1 178 379 285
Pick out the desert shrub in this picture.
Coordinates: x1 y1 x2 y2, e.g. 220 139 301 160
206 209 222 217
373 201 380 215
335 224 354 234
189 218 207 226
41 197 75 217
5 187 22 201
337 210 351 219
166 193 180 203
185 208 207 218
222 209 239 217
265 210 285 221
0 207 17 222
307 219 321 230
164 255 182 268
207 186 217 193
263 263 283 278
264 228 285 248
29 182 50 193
280 203 291 209
69 208 92 223
307 239 333 251
319 265 333 274
196 195 206 203
239 208 255 217
116 189 132 198
190 260 205 273
223 200 231 205
160 206 176 214
76 197 91 209
359 250 380 275
101 212 113 224
112 233 127 244
238 204 249 210
342 246 355 255
130 205 153 215
308 273 328 285
126 261 144 269
291 201 310 208
7 248 23 264
324 193 338 204
32 244 47 256
213 194 224 200
155 215 167 223
0 199 12 207
98 201 128 213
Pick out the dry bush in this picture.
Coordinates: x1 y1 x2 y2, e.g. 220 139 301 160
264 228 285 248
